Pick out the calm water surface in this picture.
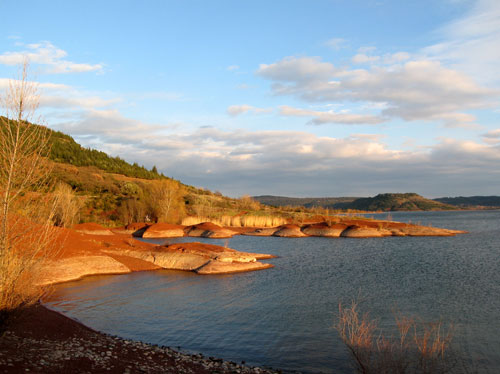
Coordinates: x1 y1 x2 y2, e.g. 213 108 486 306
46 211 500 373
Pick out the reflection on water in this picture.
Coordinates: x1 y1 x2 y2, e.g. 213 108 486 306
46 211 500 373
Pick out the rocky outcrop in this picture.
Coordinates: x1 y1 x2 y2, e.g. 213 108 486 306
38 226 275 285
185 222 237 238
273 224 307 237
242 227 279 236
340 225 388 238
40 256 131 285
397 225 464 236
301 222 348 237
109 242 275 274
111 223 151 236
72 223 114 236
142 223 185 238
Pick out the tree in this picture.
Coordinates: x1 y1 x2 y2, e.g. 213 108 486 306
148 180 186 223
0 60 55 312
52 182 81 228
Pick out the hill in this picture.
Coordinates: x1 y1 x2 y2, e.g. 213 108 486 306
344 193 457 211
255 193 458 211
434 196 500 208
252 195 358 208
48 127 164 180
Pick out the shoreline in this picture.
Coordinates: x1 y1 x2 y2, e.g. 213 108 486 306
0 303 284 373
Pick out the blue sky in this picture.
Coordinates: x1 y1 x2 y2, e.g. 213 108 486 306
1 0 499 197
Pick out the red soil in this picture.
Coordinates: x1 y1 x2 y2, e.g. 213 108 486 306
51 225 157 260
72 222 110 231
189 222 225 231
124 222 150 230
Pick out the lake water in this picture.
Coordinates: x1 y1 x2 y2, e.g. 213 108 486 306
46 211 500 373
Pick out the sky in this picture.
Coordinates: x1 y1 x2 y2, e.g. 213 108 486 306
0 0 499 198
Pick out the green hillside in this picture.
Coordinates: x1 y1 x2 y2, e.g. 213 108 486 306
255 193 458 211
49 128 164 180
345 193 457 211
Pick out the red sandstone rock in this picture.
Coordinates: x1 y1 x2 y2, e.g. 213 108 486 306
273 224 307 237
185 222 237 238
142 223 185 238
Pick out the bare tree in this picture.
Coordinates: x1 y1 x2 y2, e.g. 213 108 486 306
53 182 81 228
148 180 185 223
0 60 56 311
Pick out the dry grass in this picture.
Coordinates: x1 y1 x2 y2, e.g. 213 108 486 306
0 211 57 311
336 299 459 374
181 215 287 227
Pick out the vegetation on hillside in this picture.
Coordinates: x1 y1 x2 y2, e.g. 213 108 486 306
257 193 458 212
344 193 457 211
48 128 165 180
434 196 500 208
253 195 358 208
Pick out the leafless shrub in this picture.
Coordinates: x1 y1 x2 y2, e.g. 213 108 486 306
52 182 81 227
0 60 57 312
336 299 461 374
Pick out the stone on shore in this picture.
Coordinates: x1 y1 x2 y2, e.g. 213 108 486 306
398 225 465 236
111 222 151 236
142 223 185 238
340 225 388 238
185 222 237 238
301 222 348 237
242 227 279 236
40 256 131 285
273 224 307 237
119 242 274 274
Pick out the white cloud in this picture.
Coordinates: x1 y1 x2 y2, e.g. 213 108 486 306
227 65 240 71
257 56 498 127
0 41 103 74
352 54 380 64
49 107 500 197
325 38 346 50
423 0 500 85
482 129 500 144
279 105 384 125
227 104 272 116
383 52 411 64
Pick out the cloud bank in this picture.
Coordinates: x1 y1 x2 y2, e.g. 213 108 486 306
0 41 103 74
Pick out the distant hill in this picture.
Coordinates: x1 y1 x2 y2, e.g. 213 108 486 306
255 193 458 211
344 193 457 211
252 195 358 208
434 196 500 208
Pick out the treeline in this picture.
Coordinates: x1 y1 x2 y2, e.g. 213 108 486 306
434 196 500 207
255 193 458 212
49 130 164 180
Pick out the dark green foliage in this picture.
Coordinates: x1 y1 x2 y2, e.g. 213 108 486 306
0 116 164 180
434 196 500 208
253 195 358 208
254 193 458 211
49 130 163 179
343 193 457 211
